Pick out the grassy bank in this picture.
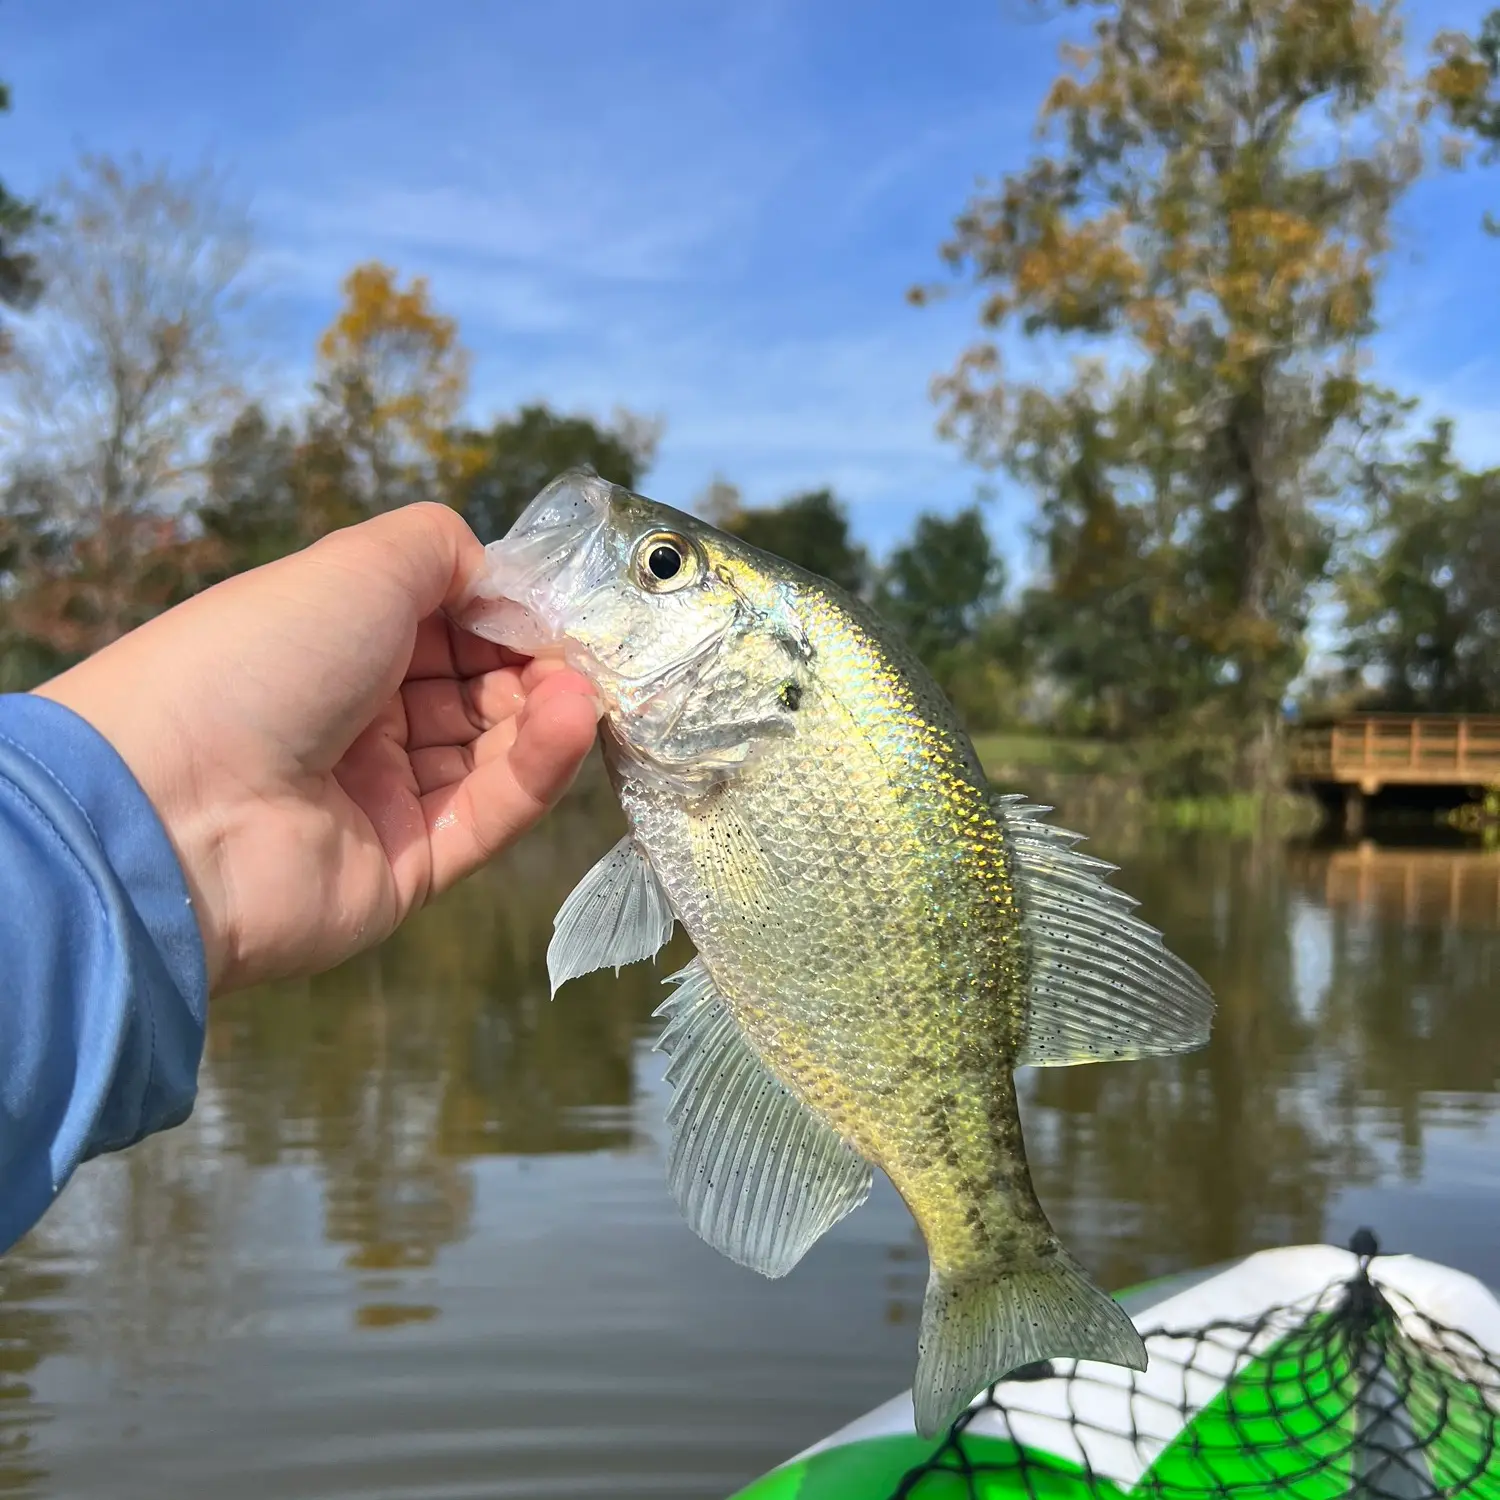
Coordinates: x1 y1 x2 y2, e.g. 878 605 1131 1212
563 728 1324 843
971 731 1324 839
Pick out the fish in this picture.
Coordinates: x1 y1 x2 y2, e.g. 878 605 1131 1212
454 468 1215 1437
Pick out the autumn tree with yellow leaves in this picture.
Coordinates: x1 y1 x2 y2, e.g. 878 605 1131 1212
919 0 1475 791
314 262 480 513
1428 9 1500 231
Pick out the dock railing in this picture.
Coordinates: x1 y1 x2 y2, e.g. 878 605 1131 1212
1287 714 1500 791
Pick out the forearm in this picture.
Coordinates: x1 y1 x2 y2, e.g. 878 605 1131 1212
0 694 208 1254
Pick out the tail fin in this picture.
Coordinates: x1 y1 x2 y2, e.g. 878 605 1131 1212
913 1247 1147 1437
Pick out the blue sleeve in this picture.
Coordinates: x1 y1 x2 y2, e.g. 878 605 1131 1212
0 693 208 1254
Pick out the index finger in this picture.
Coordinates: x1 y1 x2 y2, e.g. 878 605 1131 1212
406 613 526 681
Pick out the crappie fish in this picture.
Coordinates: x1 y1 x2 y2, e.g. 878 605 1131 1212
455 469 1214 1436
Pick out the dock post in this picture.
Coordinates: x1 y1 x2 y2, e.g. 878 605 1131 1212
1344 785 1365 837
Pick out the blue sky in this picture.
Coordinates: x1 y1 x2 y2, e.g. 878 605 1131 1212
5 0 1499 569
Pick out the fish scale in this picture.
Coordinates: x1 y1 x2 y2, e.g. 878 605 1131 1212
458 467 1215 1437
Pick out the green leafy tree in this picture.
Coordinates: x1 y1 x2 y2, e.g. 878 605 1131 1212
194 406 302 571
193 405 367 579
723 487 870 597
456 404 659 542
875 508 1019 730
0 470 75 689
918 0 1439 790
1341 417 1500 711
1006 374 1317 769
877 508 1003 661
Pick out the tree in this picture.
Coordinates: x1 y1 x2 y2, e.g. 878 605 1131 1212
1340 417 1500 711
193 406 301 573
918 0 1434 790
0 465 221 671
723 487 870 596
314 262 477 514
0 154 247 658
877 508 1004 661
875 508 1016 729
192 404 366 579
0 470 76 689
456 403 659 542
1004 372 1313 775
0 82 42 352
1428 10 1500 232
694 474 744 527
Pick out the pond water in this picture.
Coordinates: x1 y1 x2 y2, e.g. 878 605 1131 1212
3 770 1498 1498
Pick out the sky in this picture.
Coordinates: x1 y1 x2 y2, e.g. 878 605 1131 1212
5 0 1500 570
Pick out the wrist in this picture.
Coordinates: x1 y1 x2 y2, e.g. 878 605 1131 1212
31 674 233 994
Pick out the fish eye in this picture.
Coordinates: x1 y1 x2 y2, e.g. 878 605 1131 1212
634 531 697 592
648 543 681 580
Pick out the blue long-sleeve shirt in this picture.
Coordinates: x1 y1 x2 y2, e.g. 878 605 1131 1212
0 693 207 1254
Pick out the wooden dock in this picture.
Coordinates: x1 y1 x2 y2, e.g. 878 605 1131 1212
1288 714 1500 832
1289 714 1500 791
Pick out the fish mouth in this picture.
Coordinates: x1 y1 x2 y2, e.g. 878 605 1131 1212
452 468 612 655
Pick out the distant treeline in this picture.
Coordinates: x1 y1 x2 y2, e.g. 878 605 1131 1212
3 1 1500 797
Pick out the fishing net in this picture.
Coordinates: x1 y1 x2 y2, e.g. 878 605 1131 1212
886 1233 1500 1500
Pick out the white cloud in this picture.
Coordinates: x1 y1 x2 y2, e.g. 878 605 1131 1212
254 174 755 289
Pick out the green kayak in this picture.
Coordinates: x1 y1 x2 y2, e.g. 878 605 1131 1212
730 1235 1500 1499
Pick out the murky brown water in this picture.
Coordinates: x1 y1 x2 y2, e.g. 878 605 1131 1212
3 768 1499 1498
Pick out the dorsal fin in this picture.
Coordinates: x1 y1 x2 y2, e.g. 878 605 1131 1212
992 793 1215 1066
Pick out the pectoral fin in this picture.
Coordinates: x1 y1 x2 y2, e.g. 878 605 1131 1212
685 791 781 915
654 958 872 1278
546 835 676 998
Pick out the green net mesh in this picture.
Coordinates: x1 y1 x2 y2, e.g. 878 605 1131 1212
886 1234 1500 1499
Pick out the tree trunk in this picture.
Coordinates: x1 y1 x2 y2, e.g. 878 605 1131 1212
1225 373 1282 797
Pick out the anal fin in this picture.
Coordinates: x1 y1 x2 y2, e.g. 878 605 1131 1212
654 958 871 1278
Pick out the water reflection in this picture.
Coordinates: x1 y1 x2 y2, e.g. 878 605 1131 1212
1 787 1498 1497
0 1244 66 1496
1025 832 1500 1296
1026 834 1369 1289
1296 838 1500 931
198 786 683 1299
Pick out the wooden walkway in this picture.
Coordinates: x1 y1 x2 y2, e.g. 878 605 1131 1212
1288 715 1500 795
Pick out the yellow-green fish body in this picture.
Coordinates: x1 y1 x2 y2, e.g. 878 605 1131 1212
457 470 1214 1435
614 585 1035 1259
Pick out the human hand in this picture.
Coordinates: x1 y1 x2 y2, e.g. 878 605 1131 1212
35 503 601 994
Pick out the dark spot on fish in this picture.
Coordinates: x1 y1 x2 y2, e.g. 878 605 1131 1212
897 1054 940 1085
780 680 802 712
